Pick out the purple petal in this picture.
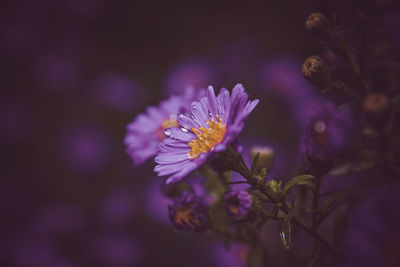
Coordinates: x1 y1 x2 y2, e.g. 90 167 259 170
167 128 196 142
177 113 199 130
207 85 218 120
191 100 208 126
154 151 189 164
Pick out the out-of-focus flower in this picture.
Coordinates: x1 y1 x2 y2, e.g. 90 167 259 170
89 234 143 266
301 55 331 85
124 88 199 165
168 191 208 231
300 103 353 161
213 242 249 267
33 49 81 93
59 125 111 173
91 72 147 112
224 191 253 221
342 184 400 266
98 187 136 226
259 57 321 128
31 203 86 237
154 84 259 184
363 92 390 115
305 12 329 31
164 59 214 95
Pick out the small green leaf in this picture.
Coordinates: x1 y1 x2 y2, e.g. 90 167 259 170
317 187 351 226
283 175 314 193
246 245 264 267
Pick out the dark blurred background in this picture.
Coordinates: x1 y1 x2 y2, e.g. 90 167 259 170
1 0 399 266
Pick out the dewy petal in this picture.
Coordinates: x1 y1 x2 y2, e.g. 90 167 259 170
207 85 219 120
163 138 190 148
167 128 196 142
217 87 231 124
177 113 199 130
191 101 208 126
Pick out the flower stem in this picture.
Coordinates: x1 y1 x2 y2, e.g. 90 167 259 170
228 149 337 256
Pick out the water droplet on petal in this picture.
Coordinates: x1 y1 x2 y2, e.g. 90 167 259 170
208 112 212 117
181 127 188 133
192 104 197 110
164 128 172 136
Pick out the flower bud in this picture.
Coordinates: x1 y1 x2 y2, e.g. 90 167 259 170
251 145 274 173
168 191 207 231
305 12 329 31
267 180 282 193
224 191 253 221
363 92 389 115
301 55 331 85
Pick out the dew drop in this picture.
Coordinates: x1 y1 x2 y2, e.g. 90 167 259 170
280 231 291 250
164 128 172 136
181 127 188 133
192 104 197 110
208 112 212 117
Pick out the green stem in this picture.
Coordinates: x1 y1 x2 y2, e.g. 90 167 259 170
231 152 337 256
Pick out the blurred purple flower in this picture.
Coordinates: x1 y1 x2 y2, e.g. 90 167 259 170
144 179 171 224
125 88 199 165
259 57 320 127
90 234 143 266
32 49 81 92
224 191 253 221
342 184 400 267
98 187 136 226
164 59 214 95
91 72 147 112
155 84 259 184
59 125 111 173
168 191 208 231
300 103 353 161
31 203 86 238
213 242 249 267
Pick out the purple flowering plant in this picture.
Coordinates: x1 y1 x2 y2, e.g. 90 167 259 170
124 6 400 267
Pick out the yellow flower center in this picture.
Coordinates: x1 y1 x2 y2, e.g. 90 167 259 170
188 116 226 159
156 115 179 140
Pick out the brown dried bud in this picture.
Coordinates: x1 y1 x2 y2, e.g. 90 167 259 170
363 92 389 115
301 55 331 85
305 12 329 31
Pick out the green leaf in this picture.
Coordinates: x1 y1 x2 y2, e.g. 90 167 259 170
246 245 264 267
317 187 351 226
283 175 314 193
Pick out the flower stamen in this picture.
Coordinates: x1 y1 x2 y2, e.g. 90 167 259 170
188 116 226 159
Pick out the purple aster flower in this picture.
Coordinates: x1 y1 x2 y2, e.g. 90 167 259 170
300 102 353 161
168 191 208 231
224 191 253 221
154 84 259 184
124 88 199 165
